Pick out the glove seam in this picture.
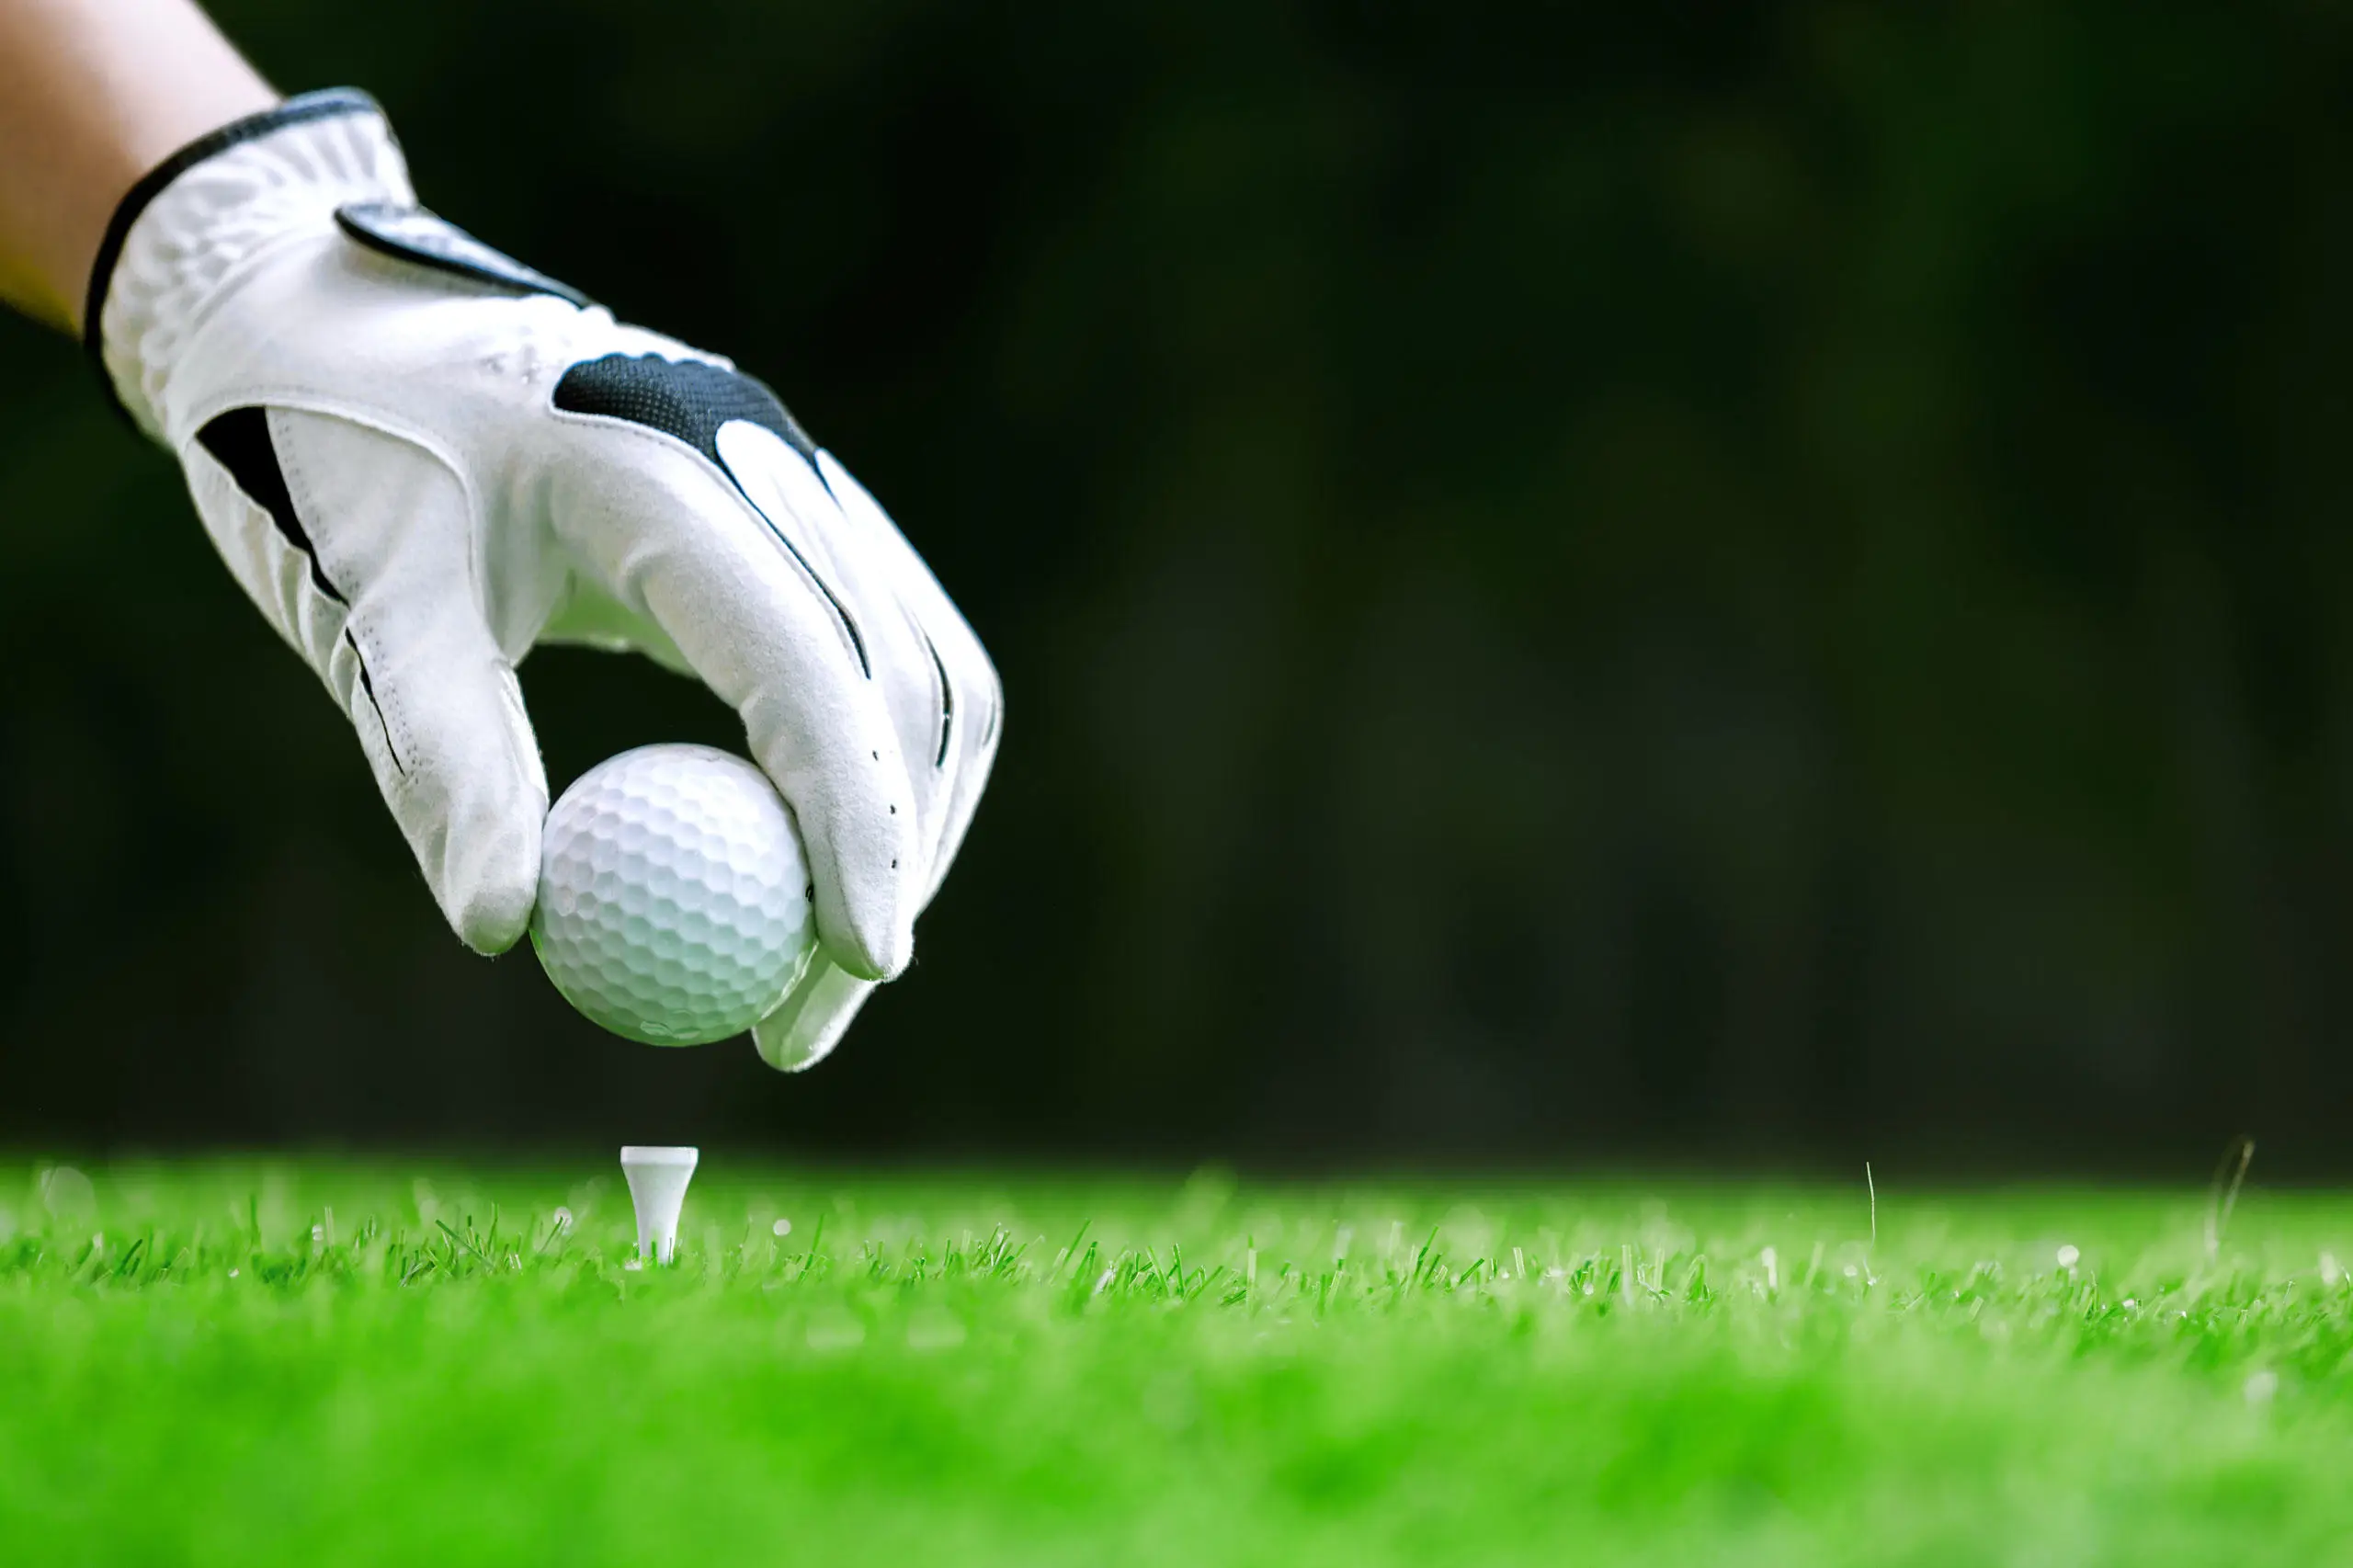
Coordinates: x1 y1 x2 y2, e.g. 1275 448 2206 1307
177 387 472 490
267 410 404 776
185 395 493 677
84 87 388 429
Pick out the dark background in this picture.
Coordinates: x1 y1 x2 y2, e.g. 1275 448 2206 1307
5 2 2352 1173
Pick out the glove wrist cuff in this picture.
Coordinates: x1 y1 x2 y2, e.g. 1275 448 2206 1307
86 88 415 440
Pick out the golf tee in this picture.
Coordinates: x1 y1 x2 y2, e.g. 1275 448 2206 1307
620 1145 699 1265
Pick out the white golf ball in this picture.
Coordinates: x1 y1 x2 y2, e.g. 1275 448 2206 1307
531 744 815 1046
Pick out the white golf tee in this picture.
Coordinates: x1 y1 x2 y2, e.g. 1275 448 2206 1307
620 1146 699 1265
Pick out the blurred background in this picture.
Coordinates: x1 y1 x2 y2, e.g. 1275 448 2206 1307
3 2 2351 1172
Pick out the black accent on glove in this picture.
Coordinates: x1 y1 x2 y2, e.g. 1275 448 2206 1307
551 353 818 464
335 203 592 309
196 406 404 774
198 408 346 606
85 88 386 422
552 354 866 675
922 632 953 767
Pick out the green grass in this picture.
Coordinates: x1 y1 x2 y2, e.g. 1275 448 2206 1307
4 1160 2352 1565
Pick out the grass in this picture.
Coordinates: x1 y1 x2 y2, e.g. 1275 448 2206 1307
4 1160 2353 1565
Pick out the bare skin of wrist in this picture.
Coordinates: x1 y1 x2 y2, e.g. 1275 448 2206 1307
0 0 275 331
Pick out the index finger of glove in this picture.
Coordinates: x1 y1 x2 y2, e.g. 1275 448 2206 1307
549 355 921 981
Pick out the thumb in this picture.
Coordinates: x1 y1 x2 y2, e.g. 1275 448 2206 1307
267 410 549 950
752 959 875 1072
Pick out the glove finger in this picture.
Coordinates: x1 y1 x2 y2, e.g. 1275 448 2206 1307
721 427 961 882
816 453 1003 903
197 407 547 951
549 359 920 980
751 957 875 1073
738 461 999 1076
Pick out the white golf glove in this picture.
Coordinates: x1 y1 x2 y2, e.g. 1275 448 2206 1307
89 90 1000 1070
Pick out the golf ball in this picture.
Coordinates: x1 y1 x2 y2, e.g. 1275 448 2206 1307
531 744 815 1046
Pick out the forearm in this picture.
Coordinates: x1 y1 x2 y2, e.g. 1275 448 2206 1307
0 0 274 329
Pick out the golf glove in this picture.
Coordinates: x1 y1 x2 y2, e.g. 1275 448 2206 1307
88 90 1000 1070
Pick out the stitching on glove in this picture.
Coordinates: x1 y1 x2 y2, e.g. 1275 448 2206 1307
345 630 406 779
197 408 347 606
193 406 404 777
84 88 386 424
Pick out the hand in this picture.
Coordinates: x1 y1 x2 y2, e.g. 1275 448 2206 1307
90 90 1000 1070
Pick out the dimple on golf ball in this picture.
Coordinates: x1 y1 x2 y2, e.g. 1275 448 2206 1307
531 744 815 1046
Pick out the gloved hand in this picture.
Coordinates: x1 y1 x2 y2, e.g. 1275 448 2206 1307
89 90 999 1070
